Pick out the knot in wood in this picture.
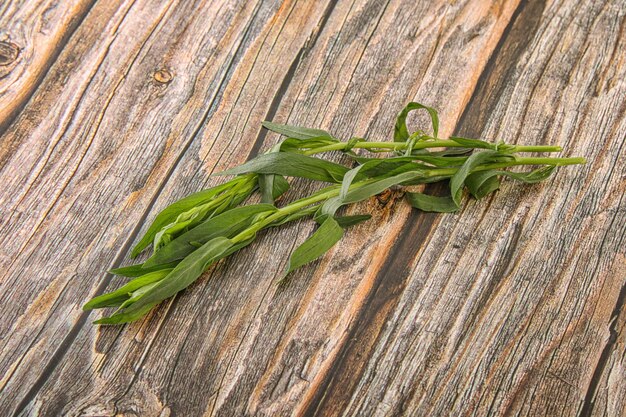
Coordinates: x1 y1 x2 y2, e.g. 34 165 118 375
0 41 19 66
153 68 173 84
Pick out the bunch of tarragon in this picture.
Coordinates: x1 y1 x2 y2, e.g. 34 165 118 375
84 103 585 324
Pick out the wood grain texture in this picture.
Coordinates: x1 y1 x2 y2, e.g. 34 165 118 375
0 0 95 135
0 0 624 416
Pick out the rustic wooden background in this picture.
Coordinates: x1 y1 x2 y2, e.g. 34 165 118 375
0 0 624 415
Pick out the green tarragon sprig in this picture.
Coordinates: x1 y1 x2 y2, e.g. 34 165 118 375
84 103 585 324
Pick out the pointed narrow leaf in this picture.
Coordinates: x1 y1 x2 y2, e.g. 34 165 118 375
270 175 290 201
343 171 423 204
259 174 288 204
499 166 556 183
464 166 556 200
284 217 343 276
394 102 439 142
218 153 349 183
449 136 494 150
258 141 290 204
97 236 254 324
278 137 339 152
262 121 333 139
450 151 502 206
131 175 255 257
406 192 458 212
340 165 366 201
143 204 276 268
117 281 161 310
258 174 274 204
109 261 180 277
150 173 258 251
465 171 501 199
83 269 172 310
93 302 160 325
315 196 342 222
334 214 371 228
317 170 425 222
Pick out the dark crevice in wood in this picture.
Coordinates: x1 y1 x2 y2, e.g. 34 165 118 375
578 282 626 417
11 303 91 417
455 0 546 139
301 204 443 417
247 0 339 159
302 0 550 414
0 0 98 138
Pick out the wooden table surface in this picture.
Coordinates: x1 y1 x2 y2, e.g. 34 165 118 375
1 0 624 416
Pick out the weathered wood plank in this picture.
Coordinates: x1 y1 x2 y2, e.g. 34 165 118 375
0 0 95 135
0 0 623 416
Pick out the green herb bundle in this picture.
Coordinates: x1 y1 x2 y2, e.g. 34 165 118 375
84 103 585 325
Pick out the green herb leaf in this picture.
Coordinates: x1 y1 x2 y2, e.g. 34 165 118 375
143 204 276 268
406 192 458 212
259 174 289 204
334 214 372 228
465 171 501 199
449 136 494 150
464 166 556 200
93 302 161 325
283 217 343 277
131 175 256 258
83 268 172 311
262 121 333 140
450 150 504 206
394 102 439 142
109 261 180 277
219 153 349 183
96 236 253 324
258 142 291 204
318 170 425 221
498 166 556 183
278 137 339 152
339 165 366 201
343 171 423 203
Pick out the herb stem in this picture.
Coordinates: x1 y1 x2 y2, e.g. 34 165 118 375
426 156 586 177
303 140 563 155
233 155 585 243
232 183 356 242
